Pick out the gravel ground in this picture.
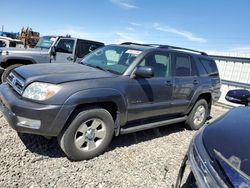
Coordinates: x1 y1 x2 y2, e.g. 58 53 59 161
0 105 229 188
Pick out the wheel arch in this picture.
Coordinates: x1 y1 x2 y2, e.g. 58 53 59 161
186 91 212 115
1 57 36 69
58 88 127 137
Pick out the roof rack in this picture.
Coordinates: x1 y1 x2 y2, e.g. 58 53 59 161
120 42 207 56
120 42 153 47
158 45 208 55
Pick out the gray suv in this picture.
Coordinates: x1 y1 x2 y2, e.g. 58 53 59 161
0 43 221 161
0 36 104 82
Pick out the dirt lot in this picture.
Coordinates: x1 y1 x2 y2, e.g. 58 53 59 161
0 105 229 188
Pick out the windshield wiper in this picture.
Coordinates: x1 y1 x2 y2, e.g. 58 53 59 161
83 64 107 72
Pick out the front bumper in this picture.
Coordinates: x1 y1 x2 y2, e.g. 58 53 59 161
0 83 74 136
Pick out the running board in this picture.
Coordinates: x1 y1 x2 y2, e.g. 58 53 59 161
120 116 187 135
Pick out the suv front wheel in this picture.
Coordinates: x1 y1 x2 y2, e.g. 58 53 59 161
185 99 208 130
58 108 115 161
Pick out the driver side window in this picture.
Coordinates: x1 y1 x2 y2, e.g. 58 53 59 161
139 53 171 77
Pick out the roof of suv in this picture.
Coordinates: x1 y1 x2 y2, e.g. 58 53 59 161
117 42 210 59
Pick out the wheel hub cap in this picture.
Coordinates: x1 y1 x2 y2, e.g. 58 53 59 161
74 118 107 151
193 105 206 126
86 129 95 140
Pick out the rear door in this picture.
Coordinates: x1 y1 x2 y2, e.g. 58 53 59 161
51 38 76 63
171 53 199 114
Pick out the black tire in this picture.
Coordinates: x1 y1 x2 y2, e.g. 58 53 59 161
1 64 23 82
185 99 208 130
58 108 114 161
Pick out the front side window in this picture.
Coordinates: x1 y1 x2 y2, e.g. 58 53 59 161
81 46 143 75
175 55 192 77
139 53 171 77
56 39 75 54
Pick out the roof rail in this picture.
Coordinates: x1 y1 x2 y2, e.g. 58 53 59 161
120 42 207 55
158 45 208 55
120 42 153 47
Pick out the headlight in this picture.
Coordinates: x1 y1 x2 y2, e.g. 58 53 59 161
22 82 61 101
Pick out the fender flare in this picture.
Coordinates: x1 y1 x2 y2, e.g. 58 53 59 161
1 56 37 68
62 88 128 132
185 87 212 114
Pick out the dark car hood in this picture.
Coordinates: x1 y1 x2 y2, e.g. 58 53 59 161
13 63 117 84
203 106 250 183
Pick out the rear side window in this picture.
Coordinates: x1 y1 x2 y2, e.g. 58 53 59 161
56 39 75 54
76 40 102 58
0 40 6 47
200 59 219 76
175 55 192 77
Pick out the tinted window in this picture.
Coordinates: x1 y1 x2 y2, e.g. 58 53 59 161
0 40 6 47
76 41 102 58
175 55 191 77
56 39 75 54
200 59 218 76
139 53 171 77
9 41 17 47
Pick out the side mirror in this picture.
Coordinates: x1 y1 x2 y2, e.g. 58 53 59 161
134 66 153 78
51 46 56 56
225 89 250 106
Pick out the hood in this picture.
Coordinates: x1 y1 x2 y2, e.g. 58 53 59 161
13 63 117 84
0 47 48 54
202 106 250 183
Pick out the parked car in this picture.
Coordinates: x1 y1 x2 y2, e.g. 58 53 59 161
175 89 250 187
0 36 24 48
0 43 221 160
0 35 104 82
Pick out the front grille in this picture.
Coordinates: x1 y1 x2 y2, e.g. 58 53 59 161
7 72 25 95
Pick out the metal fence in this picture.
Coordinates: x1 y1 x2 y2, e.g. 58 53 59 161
211 55 250 106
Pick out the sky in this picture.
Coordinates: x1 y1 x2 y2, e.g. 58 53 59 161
1 0 250 53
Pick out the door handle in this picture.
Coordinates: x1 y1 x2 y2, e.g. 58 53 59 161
193 80 199 85
165 80 173 86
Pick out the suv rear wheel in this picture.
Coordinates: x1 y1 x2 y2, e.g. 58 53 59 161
185 99 208 130
58 108 114 161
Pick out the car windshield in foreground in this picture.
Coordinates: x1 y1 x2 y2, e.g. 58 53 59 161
80 45 143 75
35 36 56 49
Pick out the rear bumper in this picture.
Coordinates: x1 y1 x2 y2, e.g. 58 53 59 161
0 83 74 136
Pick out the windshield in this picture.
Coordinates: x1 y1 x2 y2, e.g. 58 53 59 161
35 36 56 49
80 45 143 75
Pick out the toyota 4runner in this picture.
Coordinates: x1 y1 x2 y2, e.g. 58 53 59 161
0 43 221 160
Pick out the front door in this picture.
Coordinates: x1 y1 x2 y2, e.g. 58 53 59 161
127 52 173 121
51 38 76 63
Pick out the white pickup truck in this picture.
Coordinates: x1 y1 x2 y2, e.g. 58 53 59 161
0 36 24 48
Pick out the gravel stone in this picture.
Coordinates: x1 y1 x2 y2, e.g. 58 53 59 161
0 105 229 188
